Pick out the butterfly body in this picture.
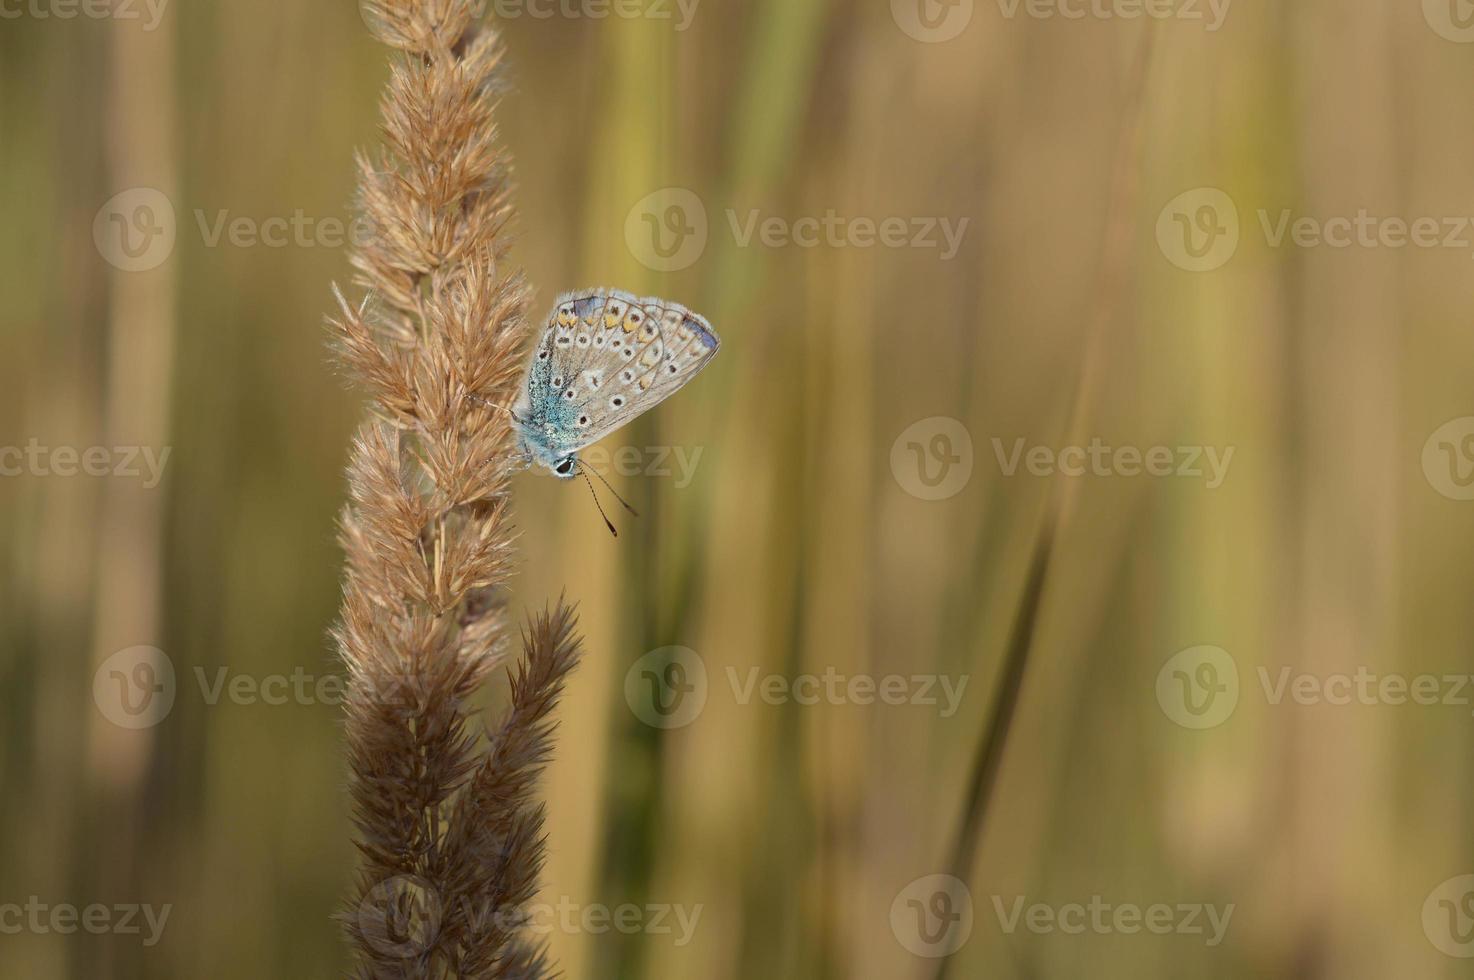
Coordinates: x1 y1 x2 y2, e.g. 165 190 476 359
512 288 720 478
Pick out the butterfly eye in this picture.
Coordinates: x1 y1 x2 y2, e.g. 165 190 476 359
563 388 576 400
551 376 563 388
578 415 590 426
610 396 624 408
620 370 634 383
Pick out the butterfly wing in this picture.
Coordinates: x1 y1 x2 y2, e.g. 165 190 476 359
516 289 720 461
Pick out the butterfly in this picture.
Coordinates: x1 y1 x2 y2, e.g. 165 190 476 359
511 288 720 482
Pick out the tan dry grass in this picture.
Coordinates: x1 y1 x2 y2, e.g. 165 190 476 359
328 3 581 976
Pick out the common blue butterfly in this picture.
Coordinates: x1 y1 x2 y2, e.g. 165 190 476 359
512 288 720 480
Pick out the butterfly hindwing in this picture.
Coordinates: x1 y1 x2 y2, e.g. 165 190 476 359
517 289 720 462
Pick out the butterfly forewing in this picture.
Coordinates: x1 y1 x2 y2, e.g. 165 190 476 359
522 289 719 459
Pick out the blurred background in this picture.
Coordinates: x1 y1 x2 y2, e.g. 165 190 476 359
4 0 1474 977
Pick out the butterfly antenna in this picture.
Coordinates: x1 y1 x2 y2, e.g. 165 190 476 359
468 392 524 424
582 464 640 517
578 468 620 537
